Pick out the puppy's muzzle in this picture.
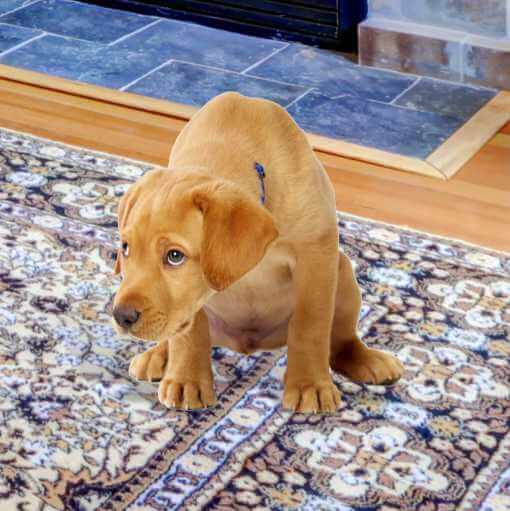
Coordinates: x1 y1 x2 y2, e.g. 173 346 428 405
113 305 141 330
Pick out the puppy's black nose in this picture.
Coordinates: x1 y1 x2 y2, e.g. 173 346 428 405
113 305 140 329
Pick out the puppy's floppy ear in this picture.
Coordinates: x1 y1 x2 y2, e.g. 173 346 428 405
193 180 279 291
114 182 140 275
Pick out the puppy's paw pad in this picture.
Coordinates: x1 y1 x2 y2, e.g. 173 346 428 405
283 381 341 414
335 348 404 385
158 379 216 410
129 348 166 382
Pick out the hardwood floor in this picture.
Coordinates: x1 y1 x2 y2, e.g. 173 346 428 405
0 77 509 252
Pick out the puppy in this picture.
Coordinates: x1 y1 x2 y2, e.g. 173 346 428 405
112 92 404 413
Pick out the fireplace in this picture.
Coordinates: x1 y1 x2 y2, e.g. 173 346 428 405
78 0 367 50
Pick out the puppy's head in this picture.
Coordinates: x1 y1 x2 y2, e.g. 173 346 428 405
112 169 278 341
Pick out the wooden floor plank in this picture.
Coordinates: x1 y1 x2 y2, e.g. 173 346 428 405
327 160 510 251
455 142 510 193
0 101 172 163
0 82 509 252
0 79 187 132
490 133 510 149
318 152 510 207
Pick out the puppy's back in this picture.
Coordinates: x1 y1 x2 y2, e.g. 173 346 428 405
170 92 337 240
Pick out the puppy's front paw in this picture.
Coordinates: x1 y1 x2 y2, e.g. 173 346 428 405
158 378 216 410
283 379 341 414
129 346 166 382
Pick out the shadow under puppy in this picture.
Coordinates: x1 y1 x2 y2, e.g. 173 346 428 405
112 92 404 413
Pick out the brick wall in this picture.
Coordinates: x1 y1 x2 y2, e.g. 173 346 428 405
359 0 510 89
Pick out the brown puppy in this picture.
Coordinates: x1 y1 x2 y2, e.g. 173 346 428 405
112 92 404 413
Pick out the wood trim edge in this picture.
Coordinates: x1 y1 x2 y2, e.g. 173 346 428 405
307 133 445 179
426 91 510 179
0 64 198 120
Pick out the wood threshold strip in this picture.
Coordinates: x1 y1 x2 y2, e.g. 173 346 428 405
426 91 510 178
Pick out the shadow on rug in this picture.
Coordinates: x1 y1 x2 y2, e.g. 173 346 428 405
0 128 509 511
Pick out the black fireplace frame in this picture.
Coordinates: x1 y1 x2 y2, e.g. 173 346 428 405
78 0 367 51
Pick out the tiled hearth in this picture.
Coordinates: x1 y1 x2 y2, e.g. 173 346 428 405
0 0 500 165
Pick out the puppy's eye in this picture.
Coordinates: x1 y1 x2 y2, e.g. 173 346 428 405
122 241 129 257
166 249 186 266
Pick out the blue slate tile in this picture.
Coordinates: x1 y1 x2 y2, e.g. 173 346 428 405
395 78 497 121
0 0 36 16
1 0 154 43
0 34 158 88
287 92 463 158
126 61 308 107
0 23 41 53
248 44 416 102
114 18 286 73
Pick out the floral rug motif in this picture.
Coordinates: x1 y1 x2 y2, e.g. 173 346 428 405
0 128 509 511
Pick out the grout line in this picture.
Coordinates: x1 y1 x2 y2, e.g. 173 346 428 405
158 58 308 88
369 93 463 118
414 69 496 91
29 31 117 46
389 77 421 105
366 98 396 106
119 57 174 91
0 23 141 47
0 0 41 18
243 70 308 88
173 59 243 74
239 43 289 75
108 18 162 47
176 59 312 89
359 97 439 113
175 59 298 87
121 56 311 94
0 31 45 58
329 93 349 100
284 88 314 109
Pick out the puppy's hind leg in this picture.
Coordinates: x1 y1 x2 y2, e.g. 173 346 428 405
329 251 404 385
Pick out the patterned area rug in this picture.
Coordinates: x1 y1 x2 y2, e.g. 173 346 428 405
0 128 509 511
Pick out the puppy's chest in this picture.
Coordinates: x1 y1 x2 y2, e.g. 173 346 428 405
204 255 295 350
